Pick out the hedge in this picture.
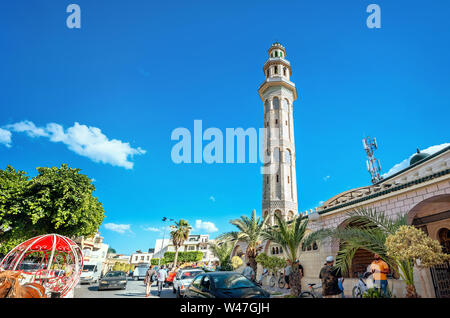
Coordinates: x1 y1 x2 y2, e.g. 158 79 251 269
163 251 203 263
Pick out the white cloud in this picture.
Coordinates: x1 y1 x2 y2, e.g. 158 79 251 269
144 227 161 232
318 200 325 205
0 128 12 148
6 120 48 138
195 220 218 233
382 143 450 178
209 196 216 202
4 121 146 169
104 223 131 234
323 175 330 181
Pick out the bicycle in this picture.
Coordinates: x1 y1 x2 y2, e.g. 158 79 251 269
299 283 322 298
268 271 286 289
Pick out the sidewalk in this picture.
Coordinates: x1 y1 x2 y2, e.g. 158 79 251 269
263 285 292 298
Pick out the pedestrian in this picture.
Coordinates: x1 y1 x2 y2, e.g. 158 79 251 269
156 265 168 297
284 263 291 289
258 267 268 285
242 262 255 281
145 265 156 297
370 253 389 297
338 277 345 298
319 256 342 298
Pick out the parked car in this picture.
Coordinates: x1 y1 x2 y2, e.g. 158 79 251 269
173 269 205 298
185 272 270 298
98 271 127 291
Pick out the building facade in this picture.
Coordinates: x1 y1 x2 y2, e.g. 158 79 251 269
130 252 153 267
75 232 109 274
153 234 216 264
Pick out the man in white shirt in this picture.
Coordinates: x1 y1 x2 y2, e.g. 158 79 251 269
157 265 168 297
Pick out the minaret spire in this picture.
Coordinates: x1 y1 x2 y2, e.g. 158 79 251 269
259 43 299 226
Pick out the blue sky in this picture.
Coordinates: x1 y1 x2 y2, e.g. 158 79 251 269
1 0 449 255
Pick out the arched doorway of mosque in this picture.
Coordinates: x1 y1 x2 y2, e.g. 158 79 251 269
408 194 450 298
336 219 399 279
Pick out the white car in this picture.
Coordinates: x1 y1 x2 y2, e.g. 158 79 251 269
172 269 204 298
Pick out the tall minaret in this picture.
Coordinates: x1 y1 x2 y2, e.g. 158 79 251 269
258 42 298 226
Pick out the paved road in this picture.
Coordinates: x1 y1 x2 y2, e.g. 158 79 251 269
74 278 176 298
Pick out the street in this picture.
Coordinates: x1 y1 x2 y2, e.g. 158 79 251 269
74 278 176 298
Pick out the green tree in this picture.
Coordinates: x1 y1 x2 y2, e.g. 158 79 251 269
209 241 233 271
218 209 268 274
262 214 309 296
108 247 116 254
170 219 192 268
0 164 106 255
255 253 286 275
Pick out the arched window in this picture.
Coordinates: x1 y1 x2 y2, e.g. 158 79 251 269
282 99 289 111
264 100 270 112
273 97 280 110
285 149 291 163
283 67 287 76
266 69 269 77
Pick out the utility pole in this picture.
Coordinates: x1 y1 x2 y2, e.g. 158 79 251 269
158 217 174 266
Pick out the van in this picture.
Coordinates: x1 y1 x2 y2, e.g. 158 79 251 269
80 263 102 284
132 264 149 281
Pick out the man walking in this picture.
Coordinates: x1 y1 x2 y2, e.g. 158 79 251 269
156 265 168 297
242 262 255 281
284 263 292 289
319 256 342 298
370 253 389 296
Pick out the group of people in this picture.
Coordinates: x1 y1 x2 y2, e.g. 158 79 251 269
241 253 390 298
242 260 304 289
319 253 389 298
143 262 207 297
144 265 168 297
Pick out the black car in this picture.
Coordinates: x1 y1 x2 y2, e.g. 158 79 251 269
185 272 270 298
98 271 128 291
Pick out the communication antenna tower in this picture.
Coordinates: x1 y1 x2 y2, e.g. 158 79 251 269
362 136 382 184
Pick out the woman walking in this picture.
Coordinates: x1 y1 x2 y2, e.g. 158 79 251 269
145 265 156 297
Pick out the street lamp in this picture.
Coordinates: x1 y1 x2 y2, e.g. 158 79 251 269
159 217 174 266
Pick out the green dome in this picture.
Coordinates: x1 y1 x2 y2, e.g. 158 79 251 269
410 148 429 165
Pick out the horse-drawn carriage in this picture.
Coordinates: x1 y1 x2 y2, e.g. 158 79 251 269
0 234 83 298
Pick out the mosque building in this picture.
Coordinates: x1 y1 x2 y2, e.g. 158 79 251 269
232 42 450 298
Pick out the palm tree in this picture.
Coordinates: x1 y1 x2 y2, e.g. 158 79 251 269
218 209 268 273
170 219 192 268
306 208 421 297
262 213 309 296
209 241 233 271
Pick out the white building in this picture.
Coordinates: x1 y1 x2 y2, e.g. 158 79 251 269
75 232 109 273
153 234 216 264
130 252 154 266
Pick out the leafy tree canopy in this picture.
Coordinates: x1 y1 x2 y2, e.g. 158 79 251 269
0 164 106 254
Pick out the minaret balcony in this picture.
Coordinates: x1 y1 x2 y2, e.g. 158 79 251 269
258 77 298 101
